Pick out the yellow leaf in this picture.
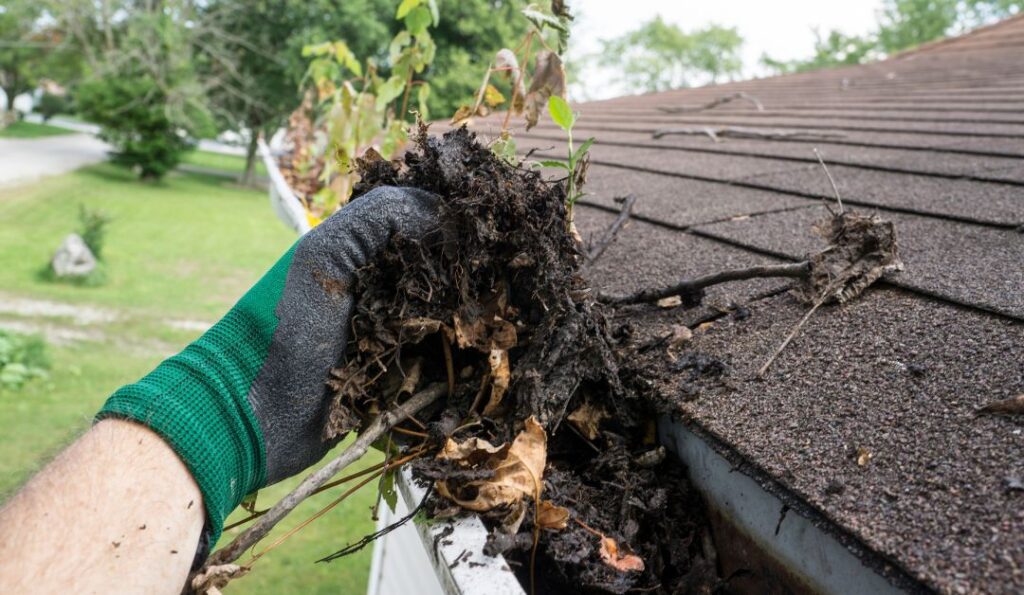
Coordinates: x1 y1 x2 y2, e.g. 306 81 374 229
483 83 506 107
537 500 569 530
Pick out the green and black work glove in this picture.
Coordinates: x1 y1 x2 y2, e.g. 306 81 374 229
97 186 439 550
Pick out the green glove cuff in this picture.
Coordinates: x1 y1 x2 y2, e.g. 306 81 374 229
97 244 296 545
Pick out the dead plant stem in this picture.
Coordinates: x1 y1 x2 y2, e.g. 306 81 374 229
599 262 810 306
199 383 446 570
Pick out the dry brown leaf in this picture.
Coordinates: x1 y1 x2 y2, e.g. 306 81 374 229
438 436 507 465
567 402 609 440
977 394 1024 415
537 500 570 530
482 348 511 416
490 317 518 350
437 416 547 512
400 317 449 343
453 313 488 350
525 51 566 130
190 564 250 595
656 295 682 309
856 447 873 467
668 326 693 350
599 536 645 573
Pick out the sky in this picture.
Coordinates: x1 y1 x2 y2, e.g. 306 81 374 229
568 0 885 99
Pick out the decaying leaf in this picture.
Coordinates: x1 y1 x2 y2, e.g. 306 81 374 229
495 48 525 112
436 416 547 512
525 51 566 130
438 436 507 462
668 326 693 350
856 447 873 467
796 212 903 304
450 103 491 127
567 401 609 440
537 500 570 530
453 313 488 350
656 295 682 309
599 536 645 573
400 317 451 344
191 564 250 595
482 348 511 416
977 394 1024 416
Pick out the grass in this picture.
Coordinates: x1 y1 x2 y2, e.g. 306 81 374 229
181 149 268 178
0 163 378 593
0 120 73 138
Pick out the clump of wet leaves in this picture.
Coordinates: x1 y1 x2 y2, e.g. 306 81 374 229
323 125 713 594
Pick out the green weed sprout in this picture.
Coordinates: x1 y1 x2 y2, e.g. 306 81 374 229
540 95 593 228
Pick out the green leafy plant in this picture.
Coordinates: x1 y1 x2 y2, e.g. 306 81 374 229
36 93 68 122
78 205 112 261
539 95 592 227
0 330 49 391
287 0 439 223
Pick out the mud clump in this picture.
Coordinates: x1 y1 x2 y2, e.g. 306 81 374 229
325 126 714 594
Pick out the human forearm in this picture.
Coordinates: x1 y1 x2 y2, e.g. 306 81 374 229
0 419 204 594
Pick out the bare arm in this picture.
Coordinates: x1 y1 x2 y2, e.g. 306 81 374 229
0 419 204 594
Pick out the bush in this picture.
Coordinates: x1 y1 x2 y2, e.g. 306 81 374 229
36 93 68 122
78 204 112 260
76 76 197 180
0 330 49 391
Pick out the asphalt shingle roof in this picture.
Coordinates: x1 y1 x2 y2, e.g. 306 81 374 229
440 14 1024 594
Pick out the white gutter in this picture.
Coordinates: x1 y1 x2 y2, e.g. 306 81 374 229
367 467 525 595
258 138 311 235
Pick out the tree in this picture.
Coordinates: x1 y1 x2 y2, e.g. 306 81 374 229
423 0 530 118
197 0 399 185
597 17 743 93
76 6 213 180
763 0 1023 74
0 1 45 115
760 28 878 74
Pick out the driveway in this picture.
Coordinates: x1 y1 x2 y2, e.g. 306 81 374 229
0 133 109 188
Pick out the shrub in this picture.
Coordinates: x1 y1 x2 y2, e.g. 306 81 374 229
0 330 49 391
78 204 112 261
36 93 68 122
77 76 197 180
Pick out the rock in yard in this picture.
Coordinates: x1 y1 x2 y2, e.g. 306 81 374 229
51 233 97 278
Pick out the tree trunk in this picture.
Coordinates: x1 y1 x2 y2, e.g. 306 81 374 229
241 129 259 186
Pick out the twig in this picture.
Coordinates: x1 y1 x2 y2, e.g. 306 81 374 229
198 383 447 572
756 292 828 378
318 486 434 562
658 92 764 114
652 126 845 143
598 262 810 306
585 194 637 265
813 148 844 214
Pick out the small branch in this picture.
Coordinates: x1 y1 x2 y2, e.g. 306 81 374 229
199 383 446 571
598 262 810 306
585 194 637 265
658 92 764 114
756 292 827 378
813 148 844 214
652 126 845 143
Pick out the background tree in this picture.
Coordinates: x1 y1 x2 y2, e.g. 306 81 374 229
76 5 214 180
0 1 46 116
597 17 743 93
763 0 1023 73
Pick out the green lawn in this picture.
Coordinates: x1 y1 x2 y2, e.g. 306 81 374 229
0 163 379 594
181 149 268 178
0 120 73 138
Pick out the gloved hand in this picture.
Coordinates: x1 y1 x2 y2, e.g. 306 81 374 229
97 186 439 548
